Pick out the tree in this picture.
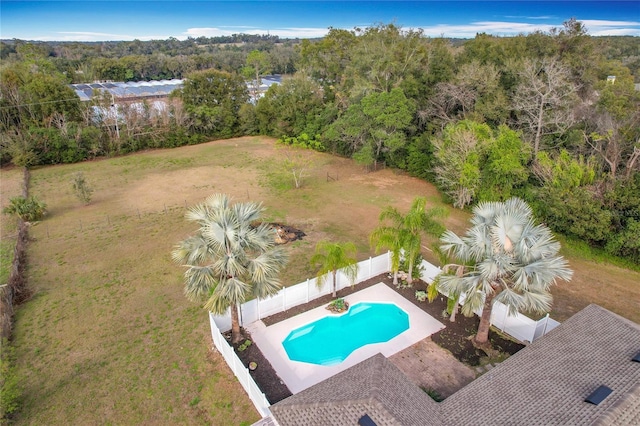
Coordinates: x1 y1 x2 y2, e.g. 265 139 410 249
178 69 248 137
511 57 578 154
71 172 93 204
436 198 573 346
310 241 358 298
171 194 287 343
326 88 415 166
433 120 492 208
243 50 271 102
3 196 47 222
370 197 446 286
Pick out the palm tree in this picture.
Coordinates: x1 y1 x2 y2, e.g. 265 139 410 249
436 197 573 346
310 241 358 298
172 194 287 344
371 197 446 285
369 223 407 286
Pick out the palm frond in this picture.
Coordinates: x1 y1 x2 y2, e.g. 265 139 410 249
183 266 217 302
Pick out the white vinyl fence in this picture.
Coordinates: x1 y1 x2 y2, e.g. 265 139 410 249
208 314 271 417
418 259 561 343
208 252 562 416
210 253 391 332
208 253 391 415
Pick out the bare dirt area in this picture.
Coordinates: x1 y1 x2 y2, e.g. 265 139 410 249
389 338 476 399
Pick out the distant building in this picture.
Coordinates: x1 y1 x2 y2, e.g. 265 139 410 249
70 79 183 102
70 75 283 103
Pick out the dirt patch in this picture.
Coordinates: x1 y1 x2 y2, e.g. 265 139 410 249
388 338 476 399
269 222 306 245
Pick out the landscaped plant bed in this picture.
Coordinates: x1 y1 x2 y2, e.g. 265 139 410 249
225 329 293 404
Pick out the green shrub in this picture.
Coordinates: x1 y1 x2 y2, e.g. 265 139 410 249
71 172 94 204
2 195 47 222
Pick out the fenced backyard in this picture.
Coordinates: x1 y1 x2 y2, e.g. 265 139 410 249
208 252 561 417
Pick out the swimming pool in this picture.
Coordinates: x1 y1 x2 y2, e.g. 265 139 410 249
281 302 410 366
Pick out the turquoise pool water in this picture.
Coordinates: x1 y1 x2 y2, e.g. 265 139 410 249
281 302 410 366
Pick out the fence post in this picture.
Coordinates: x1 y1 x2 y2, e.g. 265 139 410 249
368 257 372 279
502 304 508 332
257 298 261 320
282 286 286 311
541 313 550 337
306 279 310 303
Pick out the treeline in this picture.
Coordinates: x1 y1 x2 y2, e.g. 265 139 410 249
0 22 639 263
0 35 298 82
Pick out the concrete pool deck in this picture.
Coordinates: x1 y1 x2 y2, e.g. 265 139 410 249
246 283 446 394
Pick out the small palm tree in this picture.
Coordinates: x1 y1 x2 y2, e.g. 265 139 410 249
370 225 406 286
172 194 287 343
370 197 446 285
310 241 358 298
436 197 573 345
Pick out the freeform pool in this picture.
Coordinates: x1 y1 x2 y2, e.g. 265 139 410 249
281 302 409 366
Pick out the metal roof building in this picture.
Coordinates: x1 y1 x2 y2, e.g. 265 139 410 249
70 79 184 102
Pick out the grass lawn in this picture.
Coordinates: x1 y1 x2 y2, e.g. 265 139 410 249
1 136 638 425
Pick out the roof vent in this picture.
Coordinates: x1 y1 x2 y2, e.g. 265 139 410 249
585 385 613 405
632 351 640 362
358 414 377 426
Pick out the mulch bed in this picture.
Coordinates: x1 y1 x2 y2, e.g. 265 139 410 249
228 273 524 404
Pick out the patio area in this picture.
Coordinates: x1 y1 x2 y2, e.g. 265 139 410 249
246 283 446 394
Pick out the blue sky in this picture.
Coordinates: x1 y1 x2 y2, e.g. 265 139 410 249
1 1 639 41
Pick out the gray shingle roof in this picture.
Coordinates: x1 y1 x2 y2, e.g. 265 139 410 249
270 353 443 426
441 304 640 425
270 305 640 426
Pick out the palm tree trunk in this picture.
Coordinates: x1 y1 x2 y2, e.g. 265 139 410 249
332 270 337 298
474 292 495 344
450 295 459 323
392 271 399 286
230 303 242 344
407 255 415 285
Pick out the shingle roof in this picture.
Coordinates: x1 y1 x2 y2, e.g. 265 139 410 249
270 305 640 426
441 304 640 425
270 353 443 426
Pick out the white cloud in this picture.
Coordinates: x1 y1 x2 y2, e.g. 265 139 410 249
35 31 175 42
184 26 330 39
414 21 555 38
581 19 640 36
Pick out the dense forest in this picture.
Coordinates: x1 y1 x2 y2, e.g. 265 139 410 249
1 21 639 263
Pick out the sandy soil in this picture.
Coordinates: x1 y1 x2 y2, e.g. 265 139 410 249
389 338 476 398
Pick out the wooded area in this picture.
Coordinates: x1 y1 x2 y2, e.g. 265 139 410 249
1 21 639 263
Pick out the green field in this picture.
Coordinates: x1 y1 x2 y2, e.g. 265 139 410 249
1 136 639 425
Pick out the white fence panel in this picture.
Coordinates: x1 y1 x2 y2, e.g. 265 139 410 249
257 292 284 319
209 313 270 417
211 308 232 333
491 301 537 343
370 252 390 277
356 257 373 282
533 315 561 341
308 276 331 299
419 260 442 284
284 283 308 310
240 299 259 326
